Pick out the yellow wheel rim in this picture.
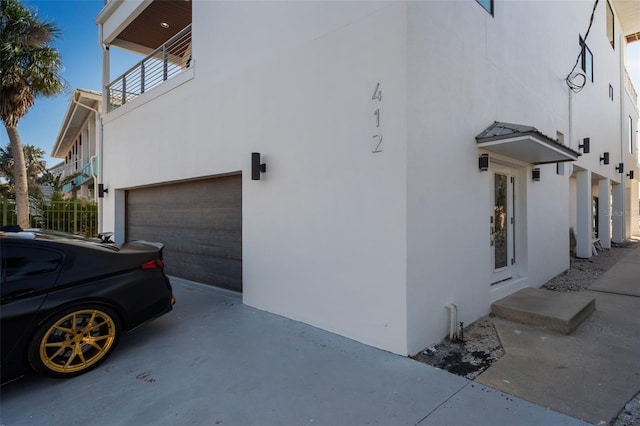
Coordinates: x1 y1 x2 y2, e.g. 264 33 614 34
39 309 116 374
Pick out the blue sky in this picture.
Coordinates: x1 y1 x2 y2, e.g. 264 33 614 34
0 0 136 167
1 0 103 166
1 0 640 169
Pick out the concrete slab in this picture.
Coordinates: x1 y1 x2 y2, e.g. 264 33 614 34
589 248 640 296
491 287 595 334
419 383 586 426
0 278 586 426
477 290 640 425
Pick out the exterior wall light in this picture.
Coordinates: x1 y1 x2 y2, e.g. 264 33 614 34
616 163 624 174
599 152 609 164
628 170 635 180
579 138 590 153
532 168 541 182
251 152 267 180
98 184 109 198
479 154 489 171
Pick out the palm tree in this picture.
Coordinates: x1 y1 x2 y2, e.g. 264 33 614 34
0 143 47 198
0 0 63 228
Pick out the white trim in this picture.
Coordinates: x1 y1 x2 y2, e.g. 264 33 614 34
103 68 195 125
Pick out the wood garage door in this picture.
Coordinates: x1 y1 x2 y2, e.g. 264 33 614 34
126 175 242 292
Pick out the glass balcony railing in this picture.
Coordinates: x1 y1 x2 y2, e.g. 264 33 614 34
61 159 96 194
106 24 192 112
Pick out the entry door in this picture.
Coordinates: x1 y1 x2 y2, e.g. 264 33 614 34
491 164 515 284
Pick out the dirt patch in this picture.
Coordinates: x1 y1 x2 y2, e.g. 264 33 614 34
410 316 504 380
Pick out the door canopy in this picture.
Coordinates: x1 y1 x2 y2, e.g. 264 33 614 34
476 122 580 165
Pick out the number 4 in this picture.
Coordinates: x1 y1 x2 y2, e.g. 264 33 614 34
371 83 382 101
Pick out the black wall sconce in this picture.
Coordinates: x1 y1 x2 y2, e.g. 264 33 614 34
579 138 590 153
98 184 108 198
251 152 267 180
628 170 635 180
479 154 489 171
616 163 624 174
599 152 609 165
532 168 541 182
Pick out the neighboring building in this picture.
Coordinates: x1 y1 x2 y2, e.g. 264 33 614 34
95 0 640 356
50 89 101 200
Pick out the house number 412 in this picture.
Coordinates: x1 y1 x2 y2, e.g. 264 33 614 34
371 82 383 153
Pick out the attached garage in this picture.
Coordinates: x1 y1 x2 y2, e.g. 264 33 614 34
125 174 242 292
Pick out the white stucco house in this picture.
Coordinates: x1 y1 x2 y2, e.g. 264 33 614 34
50 89 101 200
95 0 640 356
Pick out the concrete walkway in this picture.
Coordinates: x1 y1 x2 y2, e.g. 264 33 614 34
477 247 640 425
0 278 585 426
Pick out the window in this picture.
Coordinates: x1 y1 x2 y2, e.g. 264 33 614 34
630 116 634 154
580 37 593 82
1 246 62 282
476 0 493 15
606 1 614 49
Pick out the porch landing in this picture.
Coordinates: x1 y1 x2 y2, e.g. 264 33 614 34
491 287 595 334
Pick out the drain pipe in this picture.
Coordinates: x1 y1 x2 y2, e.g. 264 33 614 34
446 304 458 341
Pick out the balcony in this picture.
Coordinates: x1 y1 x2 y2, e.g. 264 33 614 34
106 24 192 112
61 157 98 194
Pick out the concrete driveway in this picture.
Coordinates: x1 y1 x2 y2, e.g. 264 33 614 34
1 278 586 426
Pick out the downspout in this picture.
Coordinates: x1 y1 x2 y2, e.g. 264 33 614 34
618 34 626 239
98 23 110 234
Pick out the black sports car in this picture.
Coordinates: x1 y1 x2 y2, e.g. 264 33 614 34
0 228 174 383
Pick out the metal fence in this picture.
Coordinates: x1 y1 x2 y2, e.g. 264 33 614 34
1 198 98 237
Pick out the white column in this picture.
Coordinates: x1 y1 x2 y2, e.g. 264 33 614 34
598 178 611 249
612 183 624 243
575 170 592 258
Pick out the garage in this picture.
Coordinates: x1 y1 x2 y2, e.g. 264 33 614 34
125 174 242 292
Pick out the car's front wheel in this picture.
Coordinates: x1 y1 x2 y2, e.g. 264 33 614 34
28 306 121 378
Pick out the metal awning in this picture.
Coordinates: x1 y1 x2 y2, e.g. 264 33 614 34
476 122 580 164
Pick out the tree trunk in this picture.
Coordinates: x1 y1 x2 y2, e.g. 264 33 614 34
5 125 30 228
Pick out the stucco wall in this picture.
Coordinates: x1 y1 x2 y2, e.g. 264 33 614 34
404 1 590 354
102 2 409 354
100 0 637 356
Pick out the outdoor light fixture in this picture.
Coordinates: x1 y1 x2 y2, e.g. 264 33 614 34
579 138 590 153
160 22 170 28
479 154 489 171
98 184 108 198
599 152 609 165
251 152 267 180
532 168 541 182
616 163 624 174
628 170 635 180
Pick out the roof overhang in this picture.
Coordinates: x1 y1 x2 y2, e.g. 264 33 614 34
476 122 580 165
52 89 102 159
612 0 640 43
97 0 191 52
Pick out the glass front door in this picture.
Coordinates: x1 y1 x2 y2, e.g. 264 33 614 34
491 164 514 283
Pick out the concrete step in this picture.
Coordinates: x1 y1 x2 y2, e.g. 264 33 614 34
491 288 595 334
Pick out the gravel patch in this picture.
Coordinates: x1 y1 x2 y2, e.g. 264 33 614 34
542 240 640 293
411 239 640 424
